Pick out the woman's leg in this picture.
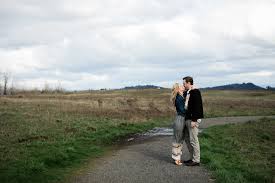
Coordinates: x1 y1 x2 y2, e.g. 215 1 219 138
172 115 184 161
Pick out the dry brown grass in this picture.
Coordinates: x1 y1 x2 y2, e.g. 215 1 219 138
1 89 275 122
6 89 275 116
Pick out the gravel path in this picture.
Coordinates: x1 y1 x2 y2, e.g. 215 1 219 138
66 116 275 183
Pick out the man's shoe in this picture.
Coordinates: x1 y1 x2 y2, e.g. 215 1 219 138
183 159 192 164
186 161 200 166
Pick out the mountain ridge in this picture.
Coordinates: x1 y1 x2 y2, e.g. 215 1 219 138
119 83 275 91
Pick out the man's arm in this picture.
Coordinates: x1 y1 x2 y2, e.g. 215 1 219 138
191 89 204 122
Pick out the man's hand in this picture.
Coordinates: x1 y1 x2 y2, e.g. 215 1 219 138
191 121 198 128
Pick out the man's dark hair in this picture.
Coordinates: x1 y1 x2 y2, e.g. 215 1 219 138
183 76 193 85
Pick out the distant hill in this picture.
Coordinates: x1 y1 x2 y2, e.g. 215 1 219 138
202 82 265 90
119 83 273 91
121 85 165 90
266 86 275 91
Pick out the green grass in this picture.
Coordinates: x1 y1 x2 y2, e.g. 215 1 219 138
200 118 275 183
0 113 169 183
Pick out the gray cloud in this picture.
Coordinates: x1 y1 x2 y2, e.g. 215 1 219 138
0 0 275 90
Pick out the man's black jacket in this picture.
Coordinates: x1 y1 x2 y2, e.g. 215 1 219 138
184 89 204 122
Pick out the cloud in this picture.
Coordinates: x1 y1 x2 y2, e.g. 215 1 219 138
0 0 275 90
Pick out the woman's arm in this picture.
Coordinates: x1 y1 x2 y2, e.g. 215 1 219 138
175 95 186 115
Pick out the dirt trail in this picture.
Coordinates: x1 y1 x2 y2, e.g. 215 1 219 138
66 116 275 183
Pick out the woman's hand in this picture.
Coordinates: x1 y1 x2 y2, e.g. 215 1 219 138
191 121 198 128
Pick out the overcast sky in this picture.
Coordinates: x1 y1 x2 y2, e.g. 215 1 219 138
1 0 275 90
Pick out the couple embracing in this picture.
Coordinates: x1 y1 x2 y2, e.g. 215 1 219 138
171 76 204 166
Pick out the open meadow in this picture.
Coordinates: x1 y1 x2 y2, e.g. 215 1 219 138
1 89 275 183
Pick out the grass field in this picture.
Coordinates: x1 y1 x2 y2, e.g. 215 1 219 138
200 118 275 183
0 89 275 183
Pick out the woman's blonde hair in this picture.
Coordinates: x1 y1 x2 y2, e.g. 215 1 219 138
171 83 180 105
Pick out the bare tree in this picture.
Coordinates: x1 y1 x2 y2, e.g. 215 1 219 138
10 79 15 95
0 72 2 95
42 81 52 93
3 72 10 95
55 80 64 93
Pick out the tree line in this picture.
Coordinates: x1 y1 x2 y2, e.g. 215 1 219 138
0 72 65 95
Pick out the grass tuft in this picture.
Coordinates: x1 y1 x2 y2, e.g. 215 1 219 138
200 118 275 183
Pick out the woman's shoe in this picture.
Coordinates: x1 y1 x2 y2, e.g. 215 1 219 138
174 160 183 165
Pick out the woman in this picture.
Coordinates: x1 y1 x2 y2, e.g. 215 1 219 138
171 83 191 166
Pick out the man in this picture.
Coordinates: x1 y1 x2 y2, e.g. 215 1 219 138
183 76 204 166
